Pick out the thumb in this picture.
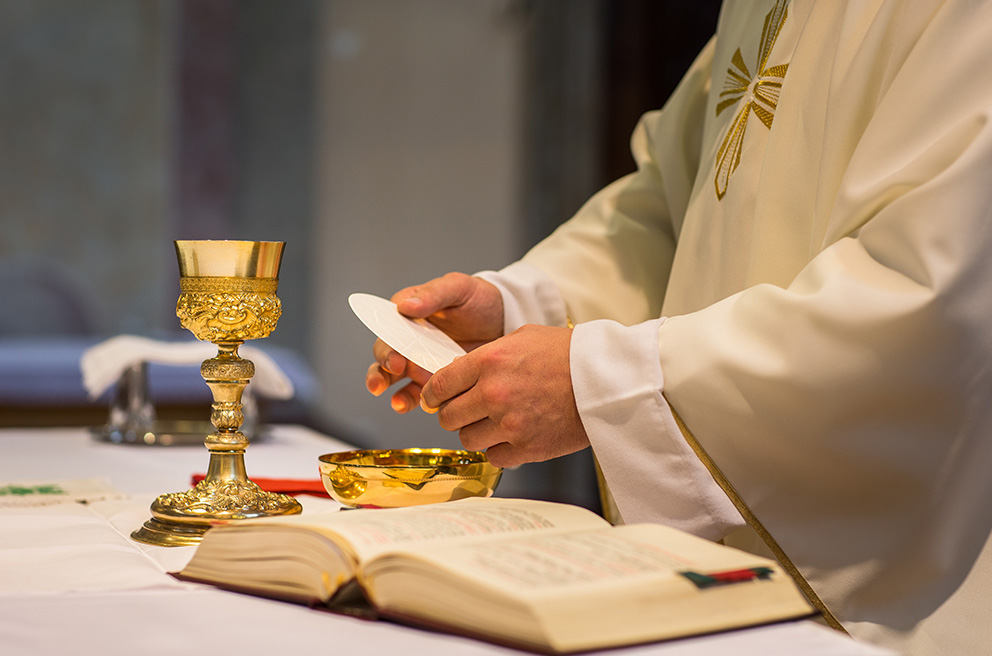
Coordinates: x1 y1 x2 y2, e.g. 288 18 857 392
392 273 475 319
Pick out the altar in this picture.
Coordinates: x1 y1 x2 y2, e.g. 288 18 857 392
0 425 893 655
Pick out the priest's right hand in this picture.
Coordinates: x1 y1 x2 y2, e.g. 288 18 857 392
364 272 504 413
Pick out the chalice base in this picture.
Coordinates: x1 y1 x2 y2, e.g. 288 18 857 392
131 517 211 547
131 454 302 547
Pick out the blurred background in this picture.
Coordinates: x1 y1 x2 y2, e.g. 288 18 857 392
0 0 718 510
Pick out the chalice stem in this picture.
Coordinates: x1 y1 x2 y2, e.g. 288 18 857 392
202 342 253 485
204 451 249 484
202 342 253 452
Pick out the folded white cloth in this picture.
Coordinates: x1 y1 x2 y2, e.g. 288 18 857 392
80 335 294 400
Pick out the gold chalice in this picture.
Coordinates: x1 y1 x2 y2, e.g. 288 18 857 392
131 240 302 547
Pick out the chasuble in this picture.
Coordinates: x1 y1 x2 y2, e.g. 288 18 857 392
481 1 992 654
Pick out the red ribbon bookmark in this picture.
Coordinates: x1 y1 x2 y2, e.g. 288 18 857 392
680 567 774 588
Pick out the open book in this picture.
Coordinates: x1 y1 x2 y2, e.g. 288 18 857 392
176 497 813 654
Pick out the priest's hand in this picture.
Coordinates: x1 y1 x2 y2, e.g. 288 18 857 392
365 272 504 413
419 324 590 468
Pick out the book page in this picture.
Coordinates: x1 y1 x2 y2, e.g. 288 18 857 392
263 497 608 561
380 523 777 595
363 523 810 653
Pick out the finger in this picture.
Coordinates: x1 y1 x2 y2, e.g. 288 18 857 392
372 339 407 375
420 355 479 411
366 354 406 393
390 381 423 414
421 396 440 414
456 418 503 453
456 422 529 468
405 361 433 387
456 422 530 468
482 441 525 468
434 386 489 431
365 362 391 396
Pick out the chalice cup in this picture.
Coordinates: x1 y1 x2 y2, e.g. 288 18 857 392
131 240 302 547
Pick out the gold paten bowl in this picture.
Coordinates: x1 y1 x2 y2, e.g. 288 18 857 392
318 448 502 508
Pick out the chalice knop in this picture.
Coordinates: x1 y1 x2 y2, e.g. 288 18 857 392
131 240 302 547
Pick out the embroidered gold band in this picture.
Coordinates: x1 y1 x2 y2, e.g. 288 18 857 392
669 404 846 633
592 455 622 525
180 276 279 294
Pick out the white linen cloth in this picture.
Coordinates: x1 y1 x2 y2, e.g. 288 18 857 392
0 425 347 595
80 334 294 400
0 499 192 594
0 427 891 655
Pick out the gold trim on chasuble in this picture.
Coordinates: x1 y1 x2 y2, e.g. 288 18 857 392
668 405 846 632
714 0 790 200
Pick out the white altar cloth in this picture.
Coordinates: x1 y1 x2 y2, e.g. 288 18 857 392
0 426 893 656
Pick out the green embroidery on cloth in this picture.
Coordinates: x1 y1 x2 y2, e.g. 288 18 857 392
0 483 67 496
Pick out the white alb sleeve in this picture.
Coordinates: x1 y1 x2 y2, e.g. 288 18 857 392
571 318 744 540
475 260 568 333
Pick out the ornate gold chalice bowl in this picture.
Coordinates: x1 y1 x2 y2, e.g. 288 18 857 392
131 240 302 547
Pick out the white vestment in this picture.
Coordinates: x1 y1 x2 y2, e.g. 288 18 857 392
480 1 992 654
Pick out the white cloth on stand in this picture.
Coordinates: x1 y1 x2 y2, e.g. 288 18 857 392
80 334 294 400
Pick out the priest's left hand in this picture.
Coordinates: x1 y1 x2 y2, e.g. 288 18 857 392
419 324 589 468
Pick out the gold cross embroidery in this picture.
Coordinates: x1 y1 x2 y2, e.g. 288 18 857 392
714 0 790 200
